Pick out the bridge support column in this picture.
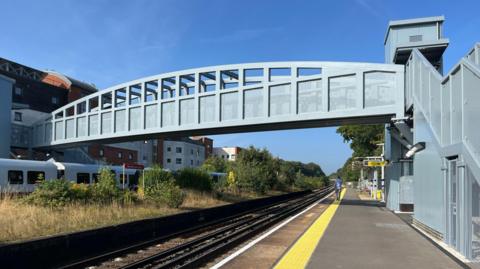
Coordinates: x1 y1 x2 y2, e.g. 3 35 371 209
0 75 13 159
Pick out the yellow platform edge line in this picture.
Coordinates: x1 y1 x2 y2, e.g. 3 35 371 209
274 188 346 269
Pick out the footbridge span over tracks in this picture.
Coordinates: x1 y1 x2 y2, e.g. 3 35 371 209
31 62 404 148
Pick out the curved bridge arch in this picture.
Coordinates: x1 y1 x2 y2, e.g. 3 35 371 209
32 61 404 148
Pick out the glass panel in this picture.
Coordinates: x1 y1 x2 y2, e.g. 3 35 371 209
329 75 357 111
180 98 195 125
364 72 396 108
221 92 239 121
244 88 263 118
298 79 322 113
199 95 215 123
269 84 291 116
162 102 175 126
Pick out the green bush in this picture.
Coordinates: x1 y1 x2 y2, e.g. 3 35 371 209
175 168 212 192
24 179 74 207
140 166 185 208
294 174 326 190
91 167 120 203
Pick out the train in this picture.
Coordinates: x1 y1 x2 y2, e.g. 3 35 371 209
0 158 139 193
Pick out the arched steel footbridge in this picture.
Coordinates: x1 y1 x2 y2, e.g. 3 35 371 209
31 62 404 148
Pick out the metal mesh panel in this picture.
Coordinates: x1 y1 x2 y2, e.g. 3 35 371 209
441 81 451 145
451 70 462 144
115 110 126 132
364 72 396 108
463 67 480 160
55 121 63 140
244 88 263 118
77 117 87 137
101 112 112 134
162 102 175 127
129 107 141 130
298 79 322 113
199 95 215 123
269 84 291 116
221 92 238 121
180 98 195 125
145 104 157 129
329 75 356 111
65 119 75 139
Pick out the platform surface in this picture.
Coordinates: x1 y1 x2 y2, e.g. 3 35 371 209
296 188 462 269
307 189 462 269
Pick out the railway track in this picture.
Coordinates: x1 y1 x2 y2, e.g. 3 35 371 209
64 186 333 269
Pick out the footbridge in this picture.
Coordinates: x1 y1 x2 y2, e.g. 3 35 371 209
31 62 404 148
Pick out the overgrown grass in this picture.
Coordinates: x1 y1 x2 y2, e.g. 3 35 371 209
0 191 228 243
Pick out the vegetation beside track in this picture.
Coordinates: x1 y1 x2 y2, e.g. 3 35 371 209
0 146 328 243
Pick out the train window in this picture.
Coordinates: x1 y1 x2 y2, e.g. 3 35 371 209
128 175 138 187
57 170 65 179
92 173 99 183
8 171 23 184
27 171 45 184
76 173 90 184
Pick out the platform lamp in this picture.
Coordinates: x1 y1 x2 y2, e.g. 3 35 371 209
405 142 426 158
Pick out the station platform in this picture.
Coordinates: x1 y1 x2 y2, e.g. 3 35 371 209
275 188 464 269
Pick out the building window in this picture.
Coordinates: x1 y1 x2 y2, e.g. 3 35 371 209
167 158 171 163
8 170 23 184
128 153 133 160
27 171 45 184
14 87 23 96
167 147 171 152
99 149 104 157
14 112 22 122
176 158 182 164
52 96 59 105
117 152 123 159
190 160 193 165
191 149 194 155
197 149 200 156
176 147 182 153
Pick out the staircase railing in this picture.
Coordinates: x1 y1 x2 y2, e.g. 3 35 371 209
406 44 480 183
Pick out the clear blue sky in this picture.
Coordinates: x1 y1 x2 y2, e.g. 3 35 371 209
1 0 479 174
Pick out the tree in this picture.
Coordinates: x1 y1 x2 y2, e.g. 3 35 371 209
202 156 228 173
336 124 384 157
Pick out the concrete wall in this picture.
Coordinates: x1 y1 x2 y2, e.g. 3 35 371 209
413 111 445 234
0 75 13 158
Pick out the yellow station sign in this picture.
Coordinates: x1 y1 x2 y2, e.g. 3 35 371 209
367 161 386 167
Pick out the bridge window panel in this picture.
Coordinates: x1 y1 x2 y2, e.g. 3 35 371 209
298 68 322 77
180 98 195 125
162 77 176 99
298 79 322 113
89 114 99 136
161 102 176 127
364 72 396 108
243 88 263 119
45 122 52 142
329 75 357 111
221 92 239 121
129 107 142 130
145 104 158 129
244 68 263 86
129 84 142 105
269 84 291 116
115 88 127 108
65 119 75 139
77 116 87 137
269 68 291 82
221 70 239 89
55 121 64 140
66 106 75 117
101 92 113 110
115 109 126 132
55 111 63 119
199 72 216 93
89 96 99 112
77 101 87 114
180 74 195 96
101 112 112 134
199 95 216 123
145 81 158 102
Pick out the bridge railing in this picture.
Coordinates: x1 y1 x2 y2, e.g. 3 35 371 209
32 62 404 148
406 44 480 182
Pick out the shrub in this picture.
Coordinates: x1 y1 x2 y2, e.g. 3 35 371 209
140 166 185 208
175 168 212 192
91 167 120 203
24 179 74 207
